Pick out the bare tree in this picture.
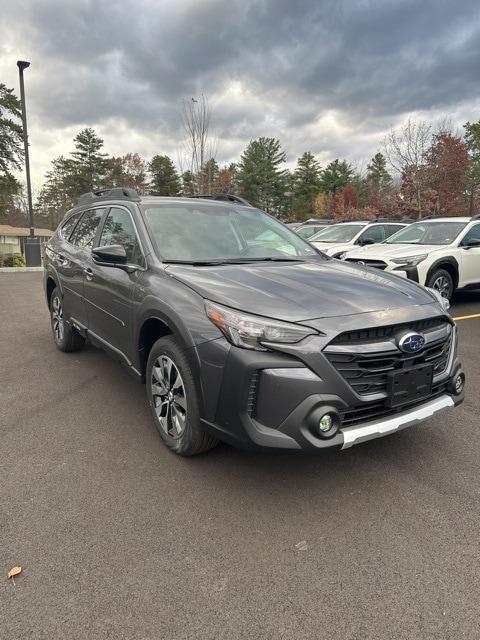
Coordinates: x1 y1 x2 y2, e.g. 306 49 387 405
383 119 432 218
383 119 432 174
180 94 217 194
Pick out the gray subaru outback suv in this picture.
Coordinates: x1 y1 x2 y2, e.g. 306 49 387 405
44 188 465 455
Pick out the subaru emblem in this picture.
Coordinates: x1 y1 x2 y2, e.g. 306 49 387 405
398 332 426 354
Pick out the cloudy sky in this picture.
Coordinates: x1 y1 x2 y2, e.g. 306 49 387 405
1 0 480 186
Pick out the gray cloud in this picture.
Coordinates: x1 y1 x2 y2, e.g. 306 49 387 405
1 0 479 183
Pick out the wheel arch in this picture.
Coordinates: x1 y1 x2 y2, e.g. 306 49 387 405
425 257 459 290
45 274 58 309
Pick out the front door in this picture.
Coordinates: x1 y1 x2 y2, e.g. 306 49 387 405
459 223 480 286
84 206 145 361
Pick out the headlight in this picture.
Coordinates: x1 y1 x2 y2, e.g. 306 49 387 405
391 254 428 266
205 301 317 351
426 287 450 312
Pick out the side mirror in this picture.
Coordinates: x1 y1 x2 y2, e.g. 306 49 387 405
358 237 375 246
462 238 480 249
92 244 128 264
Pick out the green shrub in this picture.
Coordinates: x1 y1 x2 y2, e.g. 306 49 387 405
2 254 26 267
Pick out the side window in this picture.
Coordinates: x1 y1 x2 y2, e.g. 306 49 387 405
70 209 105 249
385 224 404 239
100 207 143 265
460 224 480 246
59 212 82 240
358 225 384 243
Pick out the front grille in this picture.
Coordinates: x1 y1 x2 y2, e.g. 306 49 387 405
325 319 452 396
346 258 387 270
340 383 448 427
330 316 446 345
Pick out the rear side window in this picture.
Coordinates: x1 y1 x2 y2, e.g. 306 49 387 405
100 207 143 264
59 212 82 240
70 209 105 249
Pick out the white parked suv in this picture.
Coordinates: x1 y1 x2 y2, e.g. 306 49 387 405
341 216 480 300
309 221 407 258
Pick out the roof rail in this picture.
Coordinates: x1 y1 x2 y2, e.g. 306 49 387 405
189 193 252 206
76 187 141 206
471 212 480 221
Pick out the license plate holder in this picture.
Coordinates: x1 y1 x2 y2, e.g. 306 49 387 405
387 363 434 408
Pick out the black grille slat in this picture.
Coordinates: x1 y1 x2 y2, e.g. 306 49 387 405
331 317 446 345
326 319 451 396
346 259 387 270
340 384 448 427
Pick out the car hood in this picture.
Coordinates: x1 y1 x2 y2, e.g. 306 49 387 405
165 260 434 322
344 243 445 259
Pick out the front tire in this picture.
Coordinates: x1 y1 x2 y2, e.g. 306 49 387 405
426 269 454 301
50 288 85 352
146 336 218 456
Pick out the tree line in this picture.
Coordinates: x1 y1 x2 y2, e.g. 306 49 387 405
1 82 479 229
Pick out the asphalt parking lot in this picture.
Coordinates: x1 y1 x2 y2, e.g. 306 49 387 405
1 272 480 640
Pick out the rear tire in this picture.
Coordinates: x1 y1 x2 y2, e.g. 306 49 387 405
50 288 85 352
146 336 218 456
426 269 454 301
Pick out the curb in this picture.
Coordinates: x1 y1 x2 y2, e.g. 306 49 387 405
0 267 44 273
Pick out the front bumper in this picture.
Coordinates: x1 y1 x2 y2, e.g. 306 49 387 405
197 310 464 451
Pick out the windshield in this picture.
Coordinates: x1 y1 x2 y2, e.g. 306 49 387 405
296 225 327 239
385 221 467 245
310 224 366 243
141 203 319 262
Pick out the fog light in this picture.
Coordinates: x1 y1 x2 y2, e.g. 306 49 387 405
319 414 334 433
454 373 465 394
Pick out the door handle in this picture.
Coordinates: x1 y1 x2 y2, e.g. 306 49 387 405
84 267 94 281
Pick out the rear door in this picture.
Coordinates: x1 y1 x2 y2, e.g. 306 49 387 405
61 208 106 327
84 206 145 360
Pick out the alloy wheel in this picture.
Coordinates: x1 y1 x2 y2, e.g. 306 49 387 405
51 295 64 343
151 355 187 438
432 275 451 299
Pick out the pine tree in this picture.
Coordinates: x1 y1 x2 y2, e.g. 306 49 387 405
293 152 321 217
320 159 355 194
36 156 75 228
0 83 24 220
464 120 480 215
148 155 181 196
69 128 108 194
200 158 220 195
237 137 288 213
181 170 196 197
366 153 392 191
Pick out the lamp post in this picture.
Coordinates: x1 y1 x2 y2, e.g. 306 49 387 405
17 60 41 266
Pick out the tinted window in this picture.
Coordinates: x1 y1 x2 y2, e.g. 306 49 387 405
70 209 105 249
358 225 384 243
100 207 143 264
60 212 82 240
460 224 480 246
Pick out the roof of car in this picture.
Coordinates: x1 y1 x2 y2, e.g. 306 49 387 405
414 217 471 222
